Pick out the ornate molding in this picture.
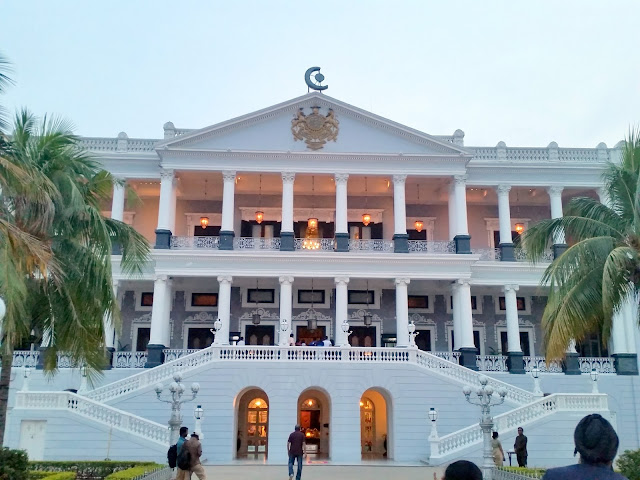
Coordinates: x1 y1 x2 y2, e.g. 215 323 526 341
222 171 236 182
503 284 519 293
349 309 383 323
496 184 511 196
160 169 174 180
239 308 280 320
547 186 564 197
282 172 296 183
334 173 349 184
392 174 407 185
131 313 152 323
279 276 294 285
395 278 410 286
184 311 215 323
335 277 350 285
217 276 233 284
293 308 333 321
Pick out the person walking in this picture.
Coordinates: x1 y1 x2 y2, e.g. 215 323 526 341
514 427 528 467
542 414 628 480
185 432 207 480
491 431 505 467
175 427 189 480
287 425 306 480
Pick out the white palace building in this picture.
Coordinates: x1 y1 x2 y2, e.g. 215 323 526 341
4 90 640 468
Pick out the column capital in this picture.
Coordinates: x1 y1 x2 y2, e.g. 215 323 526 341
154 274 169 283
455 278 471 287
392 174 407 185
503 284 519 293
334 173 349 184
496 184 511 196
160 169 174 181
395 278 410 286
334 276 350 286
222 171 236 182
217 275 233 284
547 185 564 197
453 174 468 185
279 276 294 285
282 172 296 183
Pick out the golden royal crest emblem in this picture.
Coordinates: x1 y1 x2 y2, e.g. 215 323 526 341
291 107 339 150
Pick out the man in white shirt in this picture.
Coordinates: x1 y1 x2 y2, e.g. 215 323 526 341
322 336 332 346
237 336 245 346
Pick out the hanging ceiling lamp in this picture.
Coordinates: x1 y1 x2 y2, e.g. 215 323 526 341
362 177 371 226
255 174 264 224
303 176 321 250
515 223 525 234
514 189 524 235
308 279 317 330
200 179 210 229
363 279 373 326
252 278 261 325
414 183 424 232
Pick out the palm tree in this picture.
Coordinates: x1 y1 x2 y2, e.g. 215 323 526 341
0 109 150 442
523 131 640 361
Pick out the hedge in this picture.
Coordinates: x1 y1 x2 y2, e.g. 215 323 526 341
498 467 546 478
104 465 164 480
29 474 76 480
28 462 157 479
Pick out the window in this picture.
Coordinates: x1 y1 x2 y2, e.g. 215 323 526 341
500 331 532 356
408 295 429 309
348 290 375 305
450 330 482 354
187 328 215 349
577 333 609 357
415 328 434 352
297 290 325 305
140 292 154 307
498 296 527 312
447 325 486 355
192 293 218 307
248 289 275 304
446 295 482 314
135 327 150 351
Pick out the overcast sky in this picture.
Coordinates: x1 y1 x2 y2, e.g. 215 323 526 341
1 1 638 147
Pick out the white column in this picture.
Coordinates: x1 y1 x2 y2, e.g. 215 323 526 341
335 277 350 346
334 174 349 235
111 181 126 222
456 279 475 349
215 276 232 345
281 173 295 234
597 187 611 207
611 307 629 354
156 169 176 232
547 186 565 244
168 182 177 234
623 293 638 354
279 276 293 346
496 185 513 245
393 175 407 236
149 275 171 346
448 183 457 241
453 175 469 236
503 284 522 353
395 278 410 347
451 282 461 350
221 171 236 232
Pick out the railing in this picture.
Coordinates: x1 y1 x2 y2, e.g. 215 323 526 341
474 248 553 262
514 248 554 262
294 238 335 251
85 346 535 405
470 146 608 163
163 349 199 362
579 356 616 374
233 237 281 250
475 248 501 260
137 467 173 480
113 351 148 369
523 356 563 373
15 391 169 446
12 351 40 368
407 241 456 253
431 393 609 460
432 351 461 363
348 239 394 252
476 355 508 372
170 236 220 249
495 467 544 480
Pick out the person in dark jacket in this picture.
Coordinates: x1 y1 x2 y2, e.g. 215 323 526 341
514 427 528 467
542 414 628 480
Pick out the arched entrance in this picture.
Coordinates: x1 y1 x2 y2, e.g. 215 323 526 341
297 389 330 459
360 388 391 460
236 388 269 459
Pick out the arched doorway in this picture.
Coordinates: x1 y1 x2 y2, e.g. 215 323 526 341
297 389 330 459
360 388 391 460
236 388 269 459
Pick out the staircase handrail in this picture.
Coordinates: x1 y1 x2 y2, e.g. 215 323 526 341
430 393 609 460
15 391 169 445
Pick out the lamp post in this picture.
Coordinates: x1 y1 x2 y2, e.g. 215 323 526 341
78 364 89 394
428 407 439 440
21 366 31 392
341 319 351 347
590 368 599 394
463 377 507 480
408 321 419 348
531 365 543 397
155 373 200 445
194 404 204 439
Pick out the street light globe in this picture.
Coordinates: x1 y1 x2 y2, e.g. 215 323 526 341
194 404 204 420
531 366 540 379
408 321 416 334
191 383 200 393
341 320 350 333
498 388 507 398
155 384 163 395
462 386 472 396
485 386 494 396
590 368 599 382
169 382 179 393
173 373 183 383
479 376 489 386
428 407 438 422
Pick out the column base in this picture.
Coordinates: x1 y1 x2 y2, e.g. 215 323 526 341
454 235 471 254
145 344 166 368
154 229 172 249
280 232 294 251
458 347 478 370
335 232 349 252
553 243 568 259
36 347 48 370
563 352 581 375
613 353 639 375
219 230 235 250
393 234 409 253
499 243 515 262
507 351 525 374
104 347 115 370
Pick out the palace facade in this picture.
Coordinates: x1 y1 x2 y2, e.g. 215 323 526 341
5 92 640 468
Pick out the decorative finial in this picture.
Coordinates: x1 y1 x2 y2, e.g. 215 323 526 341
305 67 328 92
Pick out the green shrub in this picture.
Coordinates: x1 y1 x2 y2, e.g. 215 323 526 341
104 464 164 480
29 473 76 480
29 462 156 479
499 467 546 478
617 449 640 480
0 447 30 480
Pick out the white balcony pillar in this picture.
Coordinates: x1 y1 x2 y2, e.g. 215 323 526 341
103 281 119 369
448 183 457 241
611 307 629 354
393 175 409 253
281 173 296 251
335 277 350 346
612 292 640 375
504 284 525 373
334 174 349 252
215 276 232 345
547 186 566 257
155 169 176 248
279 276 294 346
496 184 516 261
453 175 471 253
219 171 236 250
623 293 638 355
456 279 477 369
395 278 410 347
148 275 172 367
451 282 461 350
111 181 126 222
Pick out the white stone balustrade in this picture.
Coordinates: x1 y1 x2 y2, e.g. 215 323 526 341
233 237 282 250
476 355 508 372
112 351 148 368
523 356 563 373
348 239 395 252
163 349 199 362
170 236 220 249
12 351 40 368
407 240 456 253
579 357 616 374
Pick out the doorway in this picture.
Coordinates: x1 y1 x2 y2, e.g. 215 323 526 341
360 389 391 460
245 325 275 345
236 389 269 459
297 389 330 459
19 420 46 460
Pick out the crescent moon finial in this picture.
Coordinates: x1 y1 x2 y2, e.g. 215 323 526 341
305 67 328 91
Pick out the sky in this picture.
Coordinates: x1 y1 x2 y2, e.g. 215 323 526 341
1 1 639 148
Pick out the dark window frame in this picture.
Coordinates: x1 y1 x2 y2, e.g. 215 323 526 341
348 290 375 305
191 293 218 307
248 288 276 304
408 295 429 309
140 292 154 307
297 290 325 305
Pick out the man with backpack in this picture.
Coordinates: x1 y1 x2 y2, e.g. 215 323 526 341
174 427 189 480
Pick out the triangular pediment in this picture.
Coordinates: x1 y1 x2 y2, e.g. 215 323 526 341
159 92 468 156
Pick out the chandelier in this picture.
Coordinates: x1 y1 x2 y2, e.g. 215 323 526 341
515 223 525 234
303 177 321 249
362 177 371 226
255 175 264 224
414 183 424 232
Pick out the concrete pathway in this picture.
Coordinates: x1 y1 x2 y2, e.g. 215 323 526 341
200 464 444 480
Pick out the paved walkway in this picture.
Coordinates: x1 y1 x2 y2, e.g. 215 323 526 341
200 464 444 479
